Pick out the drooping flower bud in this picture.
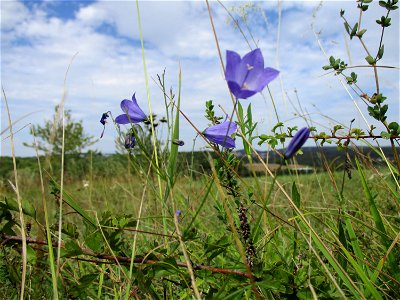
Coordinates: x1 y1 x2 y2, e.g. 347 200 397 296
284 127 310 159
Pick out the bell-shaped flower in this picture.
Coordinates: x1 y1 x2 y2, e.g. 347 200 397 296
225 48 279 99
284 127 310 159
203 117 237 149
124 132 136 149
115 93 146 124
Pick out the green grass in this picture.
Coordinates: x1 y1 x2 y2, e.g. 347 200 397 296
1 158 399 298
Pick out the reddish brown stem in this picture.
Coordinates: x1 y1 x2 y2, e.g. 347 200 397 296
2 234 257 280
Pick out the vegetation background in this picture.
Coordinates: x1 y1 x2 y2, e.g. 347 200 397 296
1 0 399 299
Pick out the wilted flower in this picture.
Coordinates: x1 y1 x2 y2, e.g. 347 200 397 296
203 117 237 149
284 127 310 159
115 93 146 124
172 139 184 146
99 112 109 138
124 133 136 149
225 48 279 99
100 112 109 125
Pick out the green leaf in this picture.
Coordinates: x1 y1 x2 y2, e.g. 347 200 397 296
85 231 103 252
292 182 300 208
355 158 399 277
380 131 391 139
246 103 253 126
377 44 384 59
62 222 79 239
365 55 375 65
361 4 369 11
166 68 181 185
64 240 83 257
388 122 399 134
350 22 358 38
356 28 367 37
344 22 351 35
272 122 284 133
26 245 37 264
381 104 388 115
4 197 35 218
339 245 383 300
384 17 391 26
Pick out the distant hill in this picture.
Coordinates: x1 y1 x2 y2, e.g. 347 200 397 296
234 146 396 168
0 146 397 181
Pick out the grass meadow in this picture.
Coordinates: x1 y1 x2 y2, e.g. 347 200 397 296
1 0 400 299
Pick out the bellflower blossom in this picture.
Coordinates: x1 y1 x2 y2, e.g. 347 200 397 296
284 127 310 159
115 93 146 124
203 117 237 149
225 48 279 99
124 133 136 149
175 210 181 222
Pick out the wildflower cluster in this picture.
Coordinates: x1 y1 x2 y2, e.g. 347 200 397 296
100 47 310 271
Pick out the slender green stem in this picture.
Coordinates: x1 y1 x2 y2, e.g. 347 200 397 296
135 0 163 199
31 127 58 299
2 87 27 300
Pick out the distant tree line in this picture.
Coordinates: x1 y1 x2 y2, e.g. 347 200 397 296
0 146 395 184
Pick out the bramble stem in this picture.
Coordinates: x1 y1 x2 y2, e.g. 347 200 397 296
0 235 258 280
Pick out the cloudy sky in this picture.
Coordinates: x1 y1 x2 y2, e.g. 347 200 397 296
1 0 399 157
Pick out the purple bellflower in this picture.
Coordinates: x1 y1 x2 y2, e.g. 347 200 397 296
124 133 136 149
115 93 146 124
175 210 181 222
225 48 279 99
203 117 237 149
284 127 310 159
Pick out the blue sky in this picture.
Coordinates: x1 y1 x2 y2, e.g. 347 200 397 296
1 0 399 157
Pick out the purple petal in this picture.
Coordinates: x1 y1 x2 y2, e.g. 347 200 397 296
204 121 237 136
118 93 146 123
205 134 236 148
130 94 146 120
120 99 133 114
115 114 130 124
241 48 264 73
227 81 242 98
236 49 264 86
225 50 241 83
236 89 257 99
203 120 237 148
284 127 310 159
246 67 280 92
